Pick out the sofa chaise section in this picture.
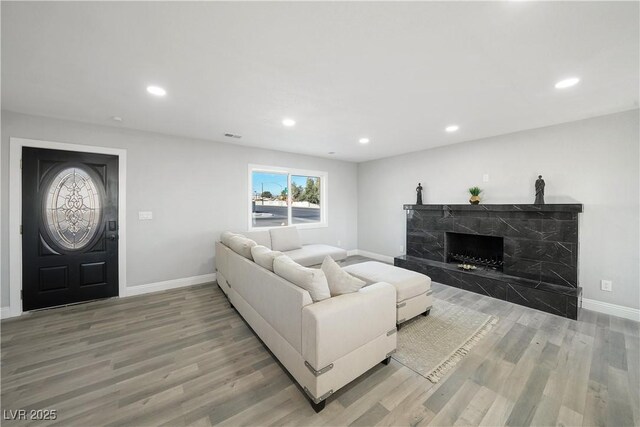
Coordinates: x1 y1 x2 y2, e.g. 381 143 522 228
244 227 347 267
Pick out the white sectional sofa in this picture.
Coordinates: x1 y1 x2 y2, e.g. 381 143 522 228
214 230 397 412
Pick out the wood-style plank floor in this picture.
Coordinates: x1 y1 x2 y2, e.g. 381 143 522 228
2 256 639 426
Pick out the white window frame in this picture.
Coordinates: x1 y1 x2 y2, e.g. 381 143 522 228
248 164 328 231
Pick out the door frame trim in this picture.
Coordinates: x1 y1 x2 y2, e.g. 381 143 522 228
8 137 127 318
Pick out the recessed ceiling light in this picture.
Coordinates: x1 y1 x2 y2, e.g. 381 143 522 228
146 85 167 96
328 151 335 155
282 118 296 127
359 138 370 144
555 77 580 89
445 125 459 133
111 116 123 122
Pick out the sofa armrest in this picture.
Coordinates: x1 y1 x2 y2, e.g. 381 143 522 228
302 282 396 369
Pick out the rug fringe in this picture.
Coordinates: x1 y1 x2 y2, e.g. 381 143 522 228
426 315 498 383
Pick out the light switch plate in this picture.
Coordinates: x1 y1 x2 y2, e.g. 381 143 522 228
601 280 612 292
483 174 490 182
139 211 153 220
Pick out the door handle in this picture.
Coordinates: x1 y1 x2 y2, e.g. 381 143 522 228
108 234 119 241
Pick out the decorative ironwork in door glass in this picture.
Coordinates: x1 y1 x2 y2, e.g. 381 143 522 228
43 167 103 250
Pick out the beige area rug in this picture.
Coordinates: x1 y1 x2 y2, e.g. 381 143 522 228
392 299 498 383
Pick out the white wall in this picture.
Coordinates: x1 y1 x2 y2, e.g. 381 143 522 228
0 111 358 307
358 110 640 310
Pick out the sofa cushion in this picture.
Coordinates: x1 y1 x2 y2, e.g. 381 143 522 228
228 235 257 260
321 256 365 296
270 226 302 252
284 244 348 267
244 230 272 249
250 245 283 271
273 255 330 302
220 231 241 247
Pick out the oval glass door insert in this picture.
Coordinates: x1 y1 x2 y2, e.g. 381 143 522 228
43 167 103 250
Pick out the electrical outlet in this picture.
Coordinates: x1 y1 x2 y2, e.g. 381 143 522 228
601 280 612 292
337 240 341 247
400 245 404 253
483 173 490 182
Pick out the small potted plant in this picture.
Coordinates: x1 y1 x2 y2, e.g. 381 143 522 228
468 186 482 204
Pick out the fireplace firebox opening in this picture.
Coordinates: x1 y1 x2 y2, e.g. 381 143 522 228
445 232 504 270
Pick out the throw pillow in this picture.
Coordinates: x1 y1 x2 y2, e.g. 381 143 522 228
321 256 366 296
228 235 257 259
273 255 330 302
269 226 302 252
243 230 272 249
220 231 240 247
251 245 283 271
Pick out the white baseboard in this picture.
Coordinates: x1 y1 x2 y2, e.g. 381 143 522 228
1 307 13 320
124 273 217 297
1 306 22 320
349 249 395 264
582 298 640 322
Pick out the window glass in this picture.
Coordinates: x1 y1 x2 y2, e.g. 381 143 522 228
291 175 321 224
44 167 103 250
251 171 289 227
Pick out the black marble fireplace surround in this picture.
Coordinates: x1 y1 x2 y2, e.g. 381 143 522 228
394 204 583 319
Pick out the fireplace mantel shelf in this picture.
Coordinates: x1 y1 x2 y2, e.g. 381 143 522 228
403 203 583 213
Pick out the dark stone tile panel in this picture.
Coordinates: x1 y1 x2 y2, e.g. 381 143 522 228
453 217 497 235
503 239 575 266
540 262 578 287
506 283 567 317
413 209 445 218
407 231 445 261
541 212 578 221
465 275 507 300
541 220 579 243
407 215 422 232
494 217 543 240
422 215 454 232
407 244 443 261
490 211 546 220
493 211 577 221
503 257 541 282
407 230 444 243
447 210 492 218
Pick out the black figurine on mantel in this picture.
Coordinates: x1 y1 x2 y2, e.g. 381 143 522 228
535 175 545 204
416 183 423 205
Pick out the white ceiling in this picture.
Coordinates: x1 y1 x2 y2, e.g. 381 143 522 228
2 1 638 162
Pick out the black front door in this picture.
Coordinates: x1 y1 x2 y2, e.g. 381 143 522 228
22 147 119 311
